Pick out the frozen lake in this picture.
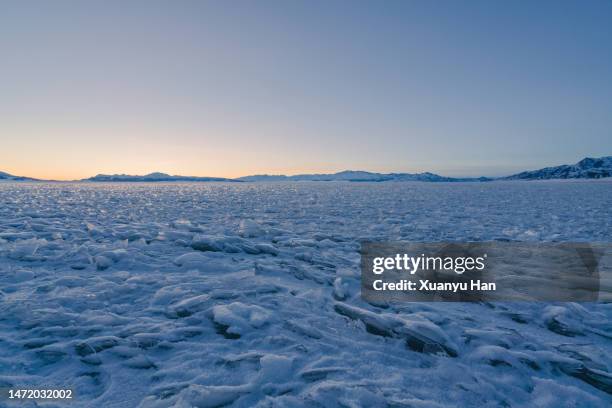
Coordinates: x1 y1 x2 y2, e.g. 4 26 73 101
1 181 611 407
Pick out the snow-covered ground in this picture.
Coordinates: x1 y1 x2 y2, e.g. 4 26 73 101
0 181 611 407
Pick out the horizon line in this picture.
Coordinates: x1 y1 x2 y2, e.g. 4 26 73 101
2 154 611 182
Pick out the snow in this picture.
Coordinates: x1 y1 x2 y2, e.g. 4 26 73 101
0 180 611 407
505 156 612 180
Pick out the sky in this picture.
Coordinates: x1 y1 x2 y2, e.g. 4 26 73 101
1 0 612 180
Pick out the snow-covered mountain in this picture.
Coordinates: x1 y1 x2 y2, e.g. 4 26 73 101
238 170 490 182
0 171 37 181
84 172 239 182
504 156 612 180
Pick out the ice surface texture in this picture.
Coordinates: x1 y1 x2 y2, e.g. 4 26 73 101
0 181 611 407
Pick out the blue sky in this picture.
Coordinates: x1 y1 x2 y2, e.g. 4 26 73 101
1 1 611 179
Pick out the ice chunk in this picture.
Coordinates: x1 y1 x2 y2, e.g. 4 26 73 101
177 384 251 408
212 302 272 336
334 302 458 356
254 243 279 256
398 319 458 357
333 277 348 300
256 354 294 385
75 336 120 356
190 235 224 252
94 255 113 270
167 294 210 318
542 305 585 337
239 219 264 238
173 252 210 267
8 238 46 260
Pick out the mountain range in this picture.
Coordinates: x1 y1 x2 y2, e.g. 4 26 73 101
1 156 611 183
0 171 36 181
236 171 491 182
84 172 236 182
502 156 612 180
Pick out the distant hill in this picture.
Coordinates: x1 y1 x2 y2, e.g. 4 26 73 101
238 170 491 182
83 172 239 182
0 171 37 181
504 156 612 180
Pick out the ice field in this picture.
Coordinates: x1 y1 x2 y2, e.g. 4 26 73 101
0 181 611 407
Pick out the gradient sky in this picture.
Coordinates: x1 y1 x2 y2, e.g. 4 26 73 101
2 1 612 180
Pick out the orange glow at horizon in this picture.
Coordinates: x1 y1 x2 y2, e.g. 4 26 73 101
1 133 377 180
0 125 427 180
3 164 361 181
